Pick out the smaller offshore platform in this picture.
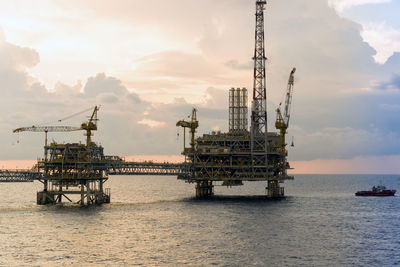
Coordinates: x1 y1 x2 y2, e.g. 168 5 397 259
176 0 295 198
14 107 111 205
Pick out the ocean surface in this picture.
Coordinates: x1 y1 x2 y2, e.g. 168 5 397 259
1 174 400 266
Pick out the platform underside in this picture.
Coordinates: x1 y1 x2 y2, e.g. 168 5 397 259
178 177 293 182
36 178 111 205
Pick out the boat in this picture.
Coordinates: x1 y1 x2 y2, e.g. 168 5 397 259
355 185 396 196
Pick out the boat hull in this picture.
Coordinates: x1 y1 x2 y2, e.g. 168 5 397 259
355 190 396 197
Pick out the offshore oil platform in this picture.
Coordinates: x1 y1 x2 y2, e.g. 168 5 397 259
13 107 112 205
1 0 296 204
175 0 295 198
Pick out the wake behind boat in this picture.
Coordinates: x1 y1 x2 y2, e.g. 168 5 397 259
355 185 396 197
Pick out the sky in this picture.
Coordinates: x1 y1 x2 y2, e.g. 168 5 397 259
0 0 400 173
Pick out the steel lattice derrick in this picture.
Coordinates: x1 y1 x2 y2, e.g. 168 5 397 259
250 0 269 179
251 0 268 136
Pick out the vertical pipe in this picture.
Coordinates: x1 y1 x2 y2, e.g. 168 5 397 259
44 130 47 160
242 88 248 131
235 88 241 131
229 88 235 132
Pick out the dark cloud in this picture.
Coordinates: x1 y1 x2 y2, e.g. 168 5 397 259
375 73 400 90
384 52 400 68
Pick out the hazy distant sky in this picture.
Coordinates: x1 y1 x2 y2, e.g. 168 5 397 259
0 0 399 173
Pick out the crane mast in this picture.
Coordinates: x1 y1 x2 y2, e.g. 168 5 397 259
81 106 99 148
275 68 296 155
176 108 199 154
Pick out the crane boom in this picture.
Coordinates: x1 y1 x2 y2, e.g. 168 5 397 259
275 67 296 155
13 106 100 151
13 126 81 133
283 67 296 126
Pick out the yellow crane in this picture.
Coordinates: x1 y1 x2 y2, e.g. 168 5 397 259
13 106 100 157
275 68 296 155
176 108 198 153
80 106 99 148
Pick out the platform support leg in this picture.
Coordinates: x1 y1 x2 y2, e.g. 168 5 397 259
266 180 284 199
37 191 55 205
80 183 85 206
196 180 214 198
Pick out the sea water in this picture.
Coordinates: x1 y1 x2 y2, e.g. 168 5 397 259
1 174 399 266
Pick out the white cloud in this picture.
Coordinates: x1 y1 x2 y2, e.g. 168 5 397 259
328 0 391 13
137 119 166 128
0 25 5 42
361 22 400 64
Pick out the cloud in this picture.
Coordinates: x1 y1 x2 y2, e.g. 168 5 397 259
224 60 252 70
0 25 5 42
0 29 43 98
137 119 166 128
84 72 128 96
133 51 223 83
375 73 400 90
328 0 391 13
0 42 39 73
0 30 150 159
289 125 400 161
1 0 400 173
361 23 400 64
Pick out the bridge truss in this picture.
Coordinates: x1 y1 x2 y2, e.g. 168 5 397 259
0 169 41 182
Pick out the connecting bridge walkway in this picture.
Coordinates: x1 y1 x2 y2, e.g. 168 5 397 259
0 169 42 182
106 161 188 176
0 162 188 182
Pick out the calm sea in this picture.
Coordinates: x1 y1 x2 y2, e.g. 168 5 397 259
1 174 400 266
